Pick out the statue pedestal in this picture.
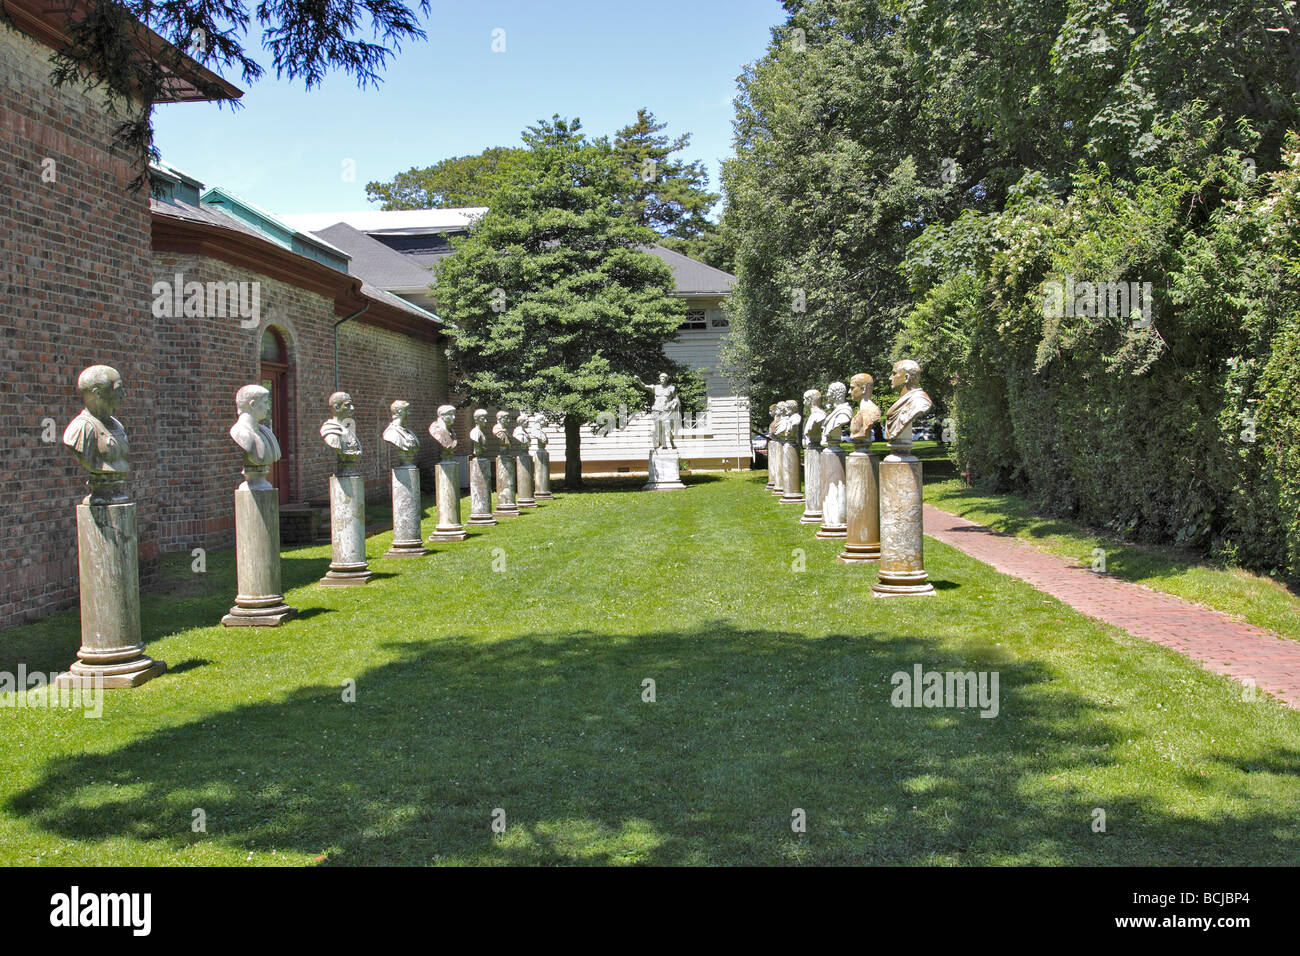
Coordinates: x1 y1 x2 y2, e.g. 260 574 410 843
385 463 428 557
534 448 553 499
780 439 803 503
644 448 686 490
321 473 373 585
815 446 848 539
430 458 468 541
223 486 297 625
838 447 881 563
800 442 823 524
468 456 497 525
56 502 166 688
770 439 785 496
494 454 520 517
872 445 935 596
516 450 537 508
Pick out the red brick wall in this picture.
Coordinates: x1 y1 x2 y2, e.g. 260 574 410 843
0 19 156 628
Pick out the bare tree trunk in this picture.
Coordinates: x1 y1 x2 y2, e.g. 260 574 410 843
564 417 584 489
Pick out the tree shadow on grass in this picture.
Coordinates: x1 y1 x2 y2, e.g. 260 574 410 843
8 622 1297 866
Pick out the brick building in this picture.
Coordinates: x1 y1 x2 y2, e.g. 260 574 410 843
0 4 448 630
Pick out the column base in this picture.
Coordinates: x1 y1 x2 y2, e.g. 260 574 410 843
222 599 297 626
535 491 554 499
517 499 538 509
55 657 166 689
429 528 469 542
836 544 880 564
815 526 847 539
799 512 823 525
871 580 937 597
384 542 429 558
493 507 521 518
467 514 498 526
320 564 374 586
780 494 805 504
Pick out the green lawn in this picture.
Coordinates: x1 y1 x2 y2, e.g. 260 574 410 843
925 476 1300 644
1 472 1298 865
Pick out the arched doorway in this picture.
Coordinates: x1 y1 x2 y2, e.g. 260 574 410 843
260 327 292 504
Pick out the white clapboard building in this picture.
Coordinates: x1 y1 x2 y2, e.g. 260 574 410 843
281 209 751 476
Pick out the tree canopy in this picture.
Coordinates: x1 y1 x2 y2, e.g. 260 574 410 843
432 116 704 486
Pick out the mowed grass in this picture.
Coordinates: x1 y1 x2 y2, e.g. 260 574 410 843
1 471 1298 866
925 478 1300 645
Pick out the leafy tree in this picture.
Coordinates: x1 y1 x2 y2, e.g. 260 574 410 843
365 147 528 209
613 108 720 240
433 116 703 487
26 0 428 188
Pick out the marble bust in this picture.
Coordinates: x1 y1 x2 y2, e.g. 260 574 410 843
230 383 281 490
513 412 532 453
493 410 512 453
802 388 826 447
529 412 549 449
470 409 490 457
321 391 363 472
428 404 458 461
822 382 851 444
781 399 801 438
848 373 882 447
63 364 130 504
383 400 420 464
884 359 933 442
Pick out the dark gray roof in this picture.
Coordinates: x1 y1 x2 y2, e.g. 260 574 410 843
645 245 735 296
311 222 437 293
150 198 440 325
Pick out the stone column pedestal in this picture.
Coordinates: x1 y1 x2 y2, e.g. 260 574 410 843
321 473 373 585
780 439 803 503
815 445 848 539
468 456 497 525
56 502 165 688
838 446 881 563
494 454 520 517
644 448 686 490
800 441 823 524
872 443 935 596
430 458 469 541
385 463 429 557
223 486 297 625
770 438 785 496
516 451 537 508
534 448 553 498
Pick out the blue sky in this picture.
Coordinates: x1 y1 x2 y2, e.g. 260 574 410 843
152 0 785 215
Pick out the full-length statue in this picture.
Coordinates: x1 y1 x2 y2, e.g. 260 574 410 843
770 401 789 497
319 391 373 584
382 400 428 557
428 403 468 540
467 408 497 525
637 372 680 450
838 372 883 563
223 383 297 624
640 372 686 491
764 403 779 491
58 365 166 686
873 360 936 596
800 388 826 525
816 382 851 539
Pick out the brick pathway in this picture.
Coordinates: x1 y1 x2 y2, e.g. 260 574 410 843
924 504 1300 709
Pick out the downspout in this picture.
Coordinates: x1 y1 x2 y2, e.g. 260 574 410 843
334 300 371 391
